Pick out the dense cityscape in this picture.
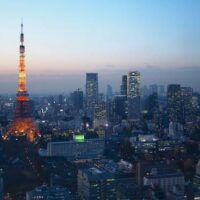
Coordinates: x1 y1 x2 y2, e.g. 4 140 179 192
0 23 200 199
1 1 200 200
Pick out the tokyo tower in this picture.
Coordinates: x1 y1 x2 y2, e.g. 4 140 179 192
4 23 40 142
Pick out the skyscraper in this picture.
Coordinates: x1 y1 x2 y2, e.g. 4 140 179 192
113 95 127 123
93 102 107 128
144 92 158 118
72 88 84 112
106 84 113 102
127 71 141 120
121 75 127 96
86 73 98 118
4 23 40 142
58 94 64 105
181 87 193 123
167 84 182 123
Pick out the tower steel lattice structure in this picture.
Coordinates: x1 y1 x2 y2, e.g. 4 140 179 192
4 23 40 142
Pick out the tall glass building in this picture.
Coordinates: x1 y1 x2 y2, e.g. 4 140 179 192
181 87 193 123
121 75 127 96
127 71 141 120
167 84 182 123
86 73 98 118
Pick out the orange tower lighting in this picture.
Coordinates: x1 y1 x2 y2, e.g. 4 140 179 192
4 23 41 142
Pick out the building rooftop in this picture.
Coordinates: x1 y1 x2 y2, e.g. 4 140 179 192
80 167 114 181
144 167 183 179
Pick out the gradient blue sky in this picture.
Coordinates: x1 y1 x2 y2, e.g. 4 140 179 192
0 0 200 93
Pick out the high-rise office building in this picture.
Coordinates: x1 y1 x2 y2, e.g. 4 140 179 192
71 89 83 112
181 87 193 123
127 71 141 120
106 84 113 102
145 92 158 118
93 103 107 128
86 73 98 118
113 95 127 123
58 94 64 105
121 75 127 96
167 84 182 123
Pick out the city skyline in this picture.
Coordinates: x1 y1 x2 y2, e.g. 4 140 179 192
0 67 200 94
0 0 200 93
1 2 200 200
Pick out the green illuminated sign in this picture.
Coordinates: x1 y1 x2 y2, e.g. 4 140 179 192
74 134 85 142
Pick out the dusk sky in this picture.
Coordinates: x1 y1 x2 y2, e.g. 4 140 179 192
0 0 200 93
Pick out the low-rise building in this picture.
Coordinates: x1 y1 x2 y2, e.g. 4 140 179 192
144 168 184 199
46 138 104 160
26 185 71 200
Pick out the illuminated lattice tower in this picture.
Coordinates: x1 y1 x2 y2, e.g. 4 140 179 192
4 23 40 142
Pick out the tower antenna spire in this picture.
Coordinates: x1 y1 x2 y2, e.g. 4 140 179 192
20 19 24 44
21 18 23 33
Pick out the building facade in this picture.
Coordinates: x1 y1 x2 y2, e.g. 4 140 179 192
113 95 127 123
78 167 116 200
93 103 108 128
121 75 127 96
127 71 141 120
26 185 71 200
46 138 105 160
86 73 98 118
143 168 185 197
167 84 182 123
181 87 193 123
71 89 84 112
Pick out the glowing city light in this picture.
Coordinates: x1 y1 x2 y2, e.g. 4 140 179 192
4 23 40 142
